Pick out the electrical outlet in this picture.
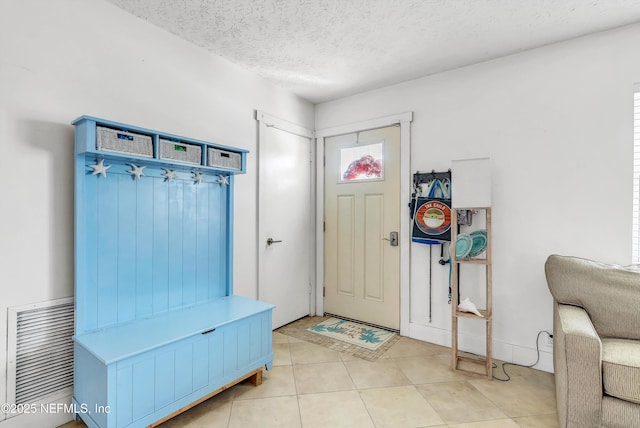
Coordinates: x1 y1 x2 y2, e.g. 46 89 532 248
542 334 553 349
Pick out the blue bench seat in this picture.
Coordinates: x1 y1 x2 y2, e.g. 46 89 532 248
73 296 274 428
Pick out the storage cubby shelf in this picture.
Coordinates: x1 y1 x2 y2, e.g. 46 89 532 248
72 116 248 174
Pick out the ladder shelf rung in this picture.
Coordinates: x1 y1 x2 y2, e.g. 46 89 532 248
454 258 489 265
455 309 491 320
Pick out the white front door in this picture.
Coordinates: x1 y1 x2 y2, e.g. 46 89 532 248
324 126 401 330
258 117 313 329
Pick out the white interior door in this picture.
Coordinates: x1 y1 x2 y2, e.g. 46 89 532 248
258 116 313 329
324 126 401 330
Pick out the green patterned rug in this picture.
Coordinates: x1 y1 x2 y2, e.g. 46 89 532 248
308 317 396 351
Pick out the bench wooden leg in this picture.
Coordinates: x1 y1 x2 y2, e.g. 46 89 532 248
148 367 264 427
248 368 263 386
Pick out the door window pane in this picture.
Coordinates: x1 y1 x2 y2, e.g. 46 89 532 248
340 142 383 182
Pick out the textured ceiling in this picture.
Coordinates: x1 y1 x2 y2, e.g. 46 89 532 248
105 0 640 103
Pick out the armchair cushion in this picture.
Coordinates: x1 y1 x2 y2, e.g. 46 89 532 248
545 255 640 341
602 338 640 405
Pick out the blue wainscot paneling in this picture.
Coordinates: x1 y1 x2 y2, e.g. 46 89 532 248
72 116 273 428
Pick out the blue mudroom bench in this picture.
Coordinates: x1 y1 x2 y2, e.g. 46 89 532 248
72 116 274 428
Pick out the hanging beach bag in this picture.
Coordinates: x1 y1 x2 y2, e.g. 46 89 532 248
410 178 452 245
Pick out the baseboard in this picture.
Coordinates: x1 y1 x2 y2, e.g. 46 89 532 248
407 322 553 373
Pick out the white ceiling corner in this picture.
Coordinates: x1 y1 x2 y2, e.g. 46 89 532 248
105 0 640 103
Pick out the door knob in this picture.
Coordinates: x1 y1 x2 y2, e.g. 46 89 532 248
382 231 398 247
267 238 283 246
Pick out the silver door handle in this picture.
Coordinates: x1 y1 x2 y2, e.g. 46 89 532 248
382 231 398 247
267 238 283 246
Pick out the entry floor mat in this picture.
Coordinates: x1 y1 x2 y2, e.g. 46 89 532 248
276 316 399 362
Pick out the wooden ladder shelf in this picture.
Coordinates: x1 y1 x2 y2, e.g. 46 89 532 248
451 207 493 379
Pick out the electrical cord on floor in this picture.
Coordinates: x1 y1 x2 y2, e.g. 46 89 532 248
491 330 553 382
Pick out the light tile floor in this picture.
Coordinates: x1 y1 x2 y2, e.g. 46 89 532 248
60 318 559 428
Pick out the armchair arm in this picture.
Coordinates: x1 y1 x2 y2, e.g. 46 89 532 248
554 303 602 428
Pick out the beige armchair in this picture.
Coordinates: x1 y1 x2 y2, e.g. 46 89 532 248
545 255 640 428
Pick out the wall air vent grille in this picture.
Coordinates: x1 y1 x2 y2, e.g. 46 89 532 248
7 298 74 410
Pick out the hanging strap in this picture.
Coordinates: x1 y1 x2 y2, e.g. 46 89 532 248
440 177 451 199
426 178 451 200
427 179 441 198
411 192 419 223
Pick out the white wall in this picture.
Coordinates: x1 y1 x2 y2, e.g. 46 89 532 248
0 1 313 426
316 23 640 372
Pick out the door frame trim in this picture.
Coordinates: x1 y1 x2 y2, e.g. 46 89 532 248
256 110 316 319
315 112 413 335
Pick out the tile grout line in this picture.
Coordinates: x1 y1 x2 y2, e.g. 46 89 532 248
290 339 305 427
342 353 377 427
